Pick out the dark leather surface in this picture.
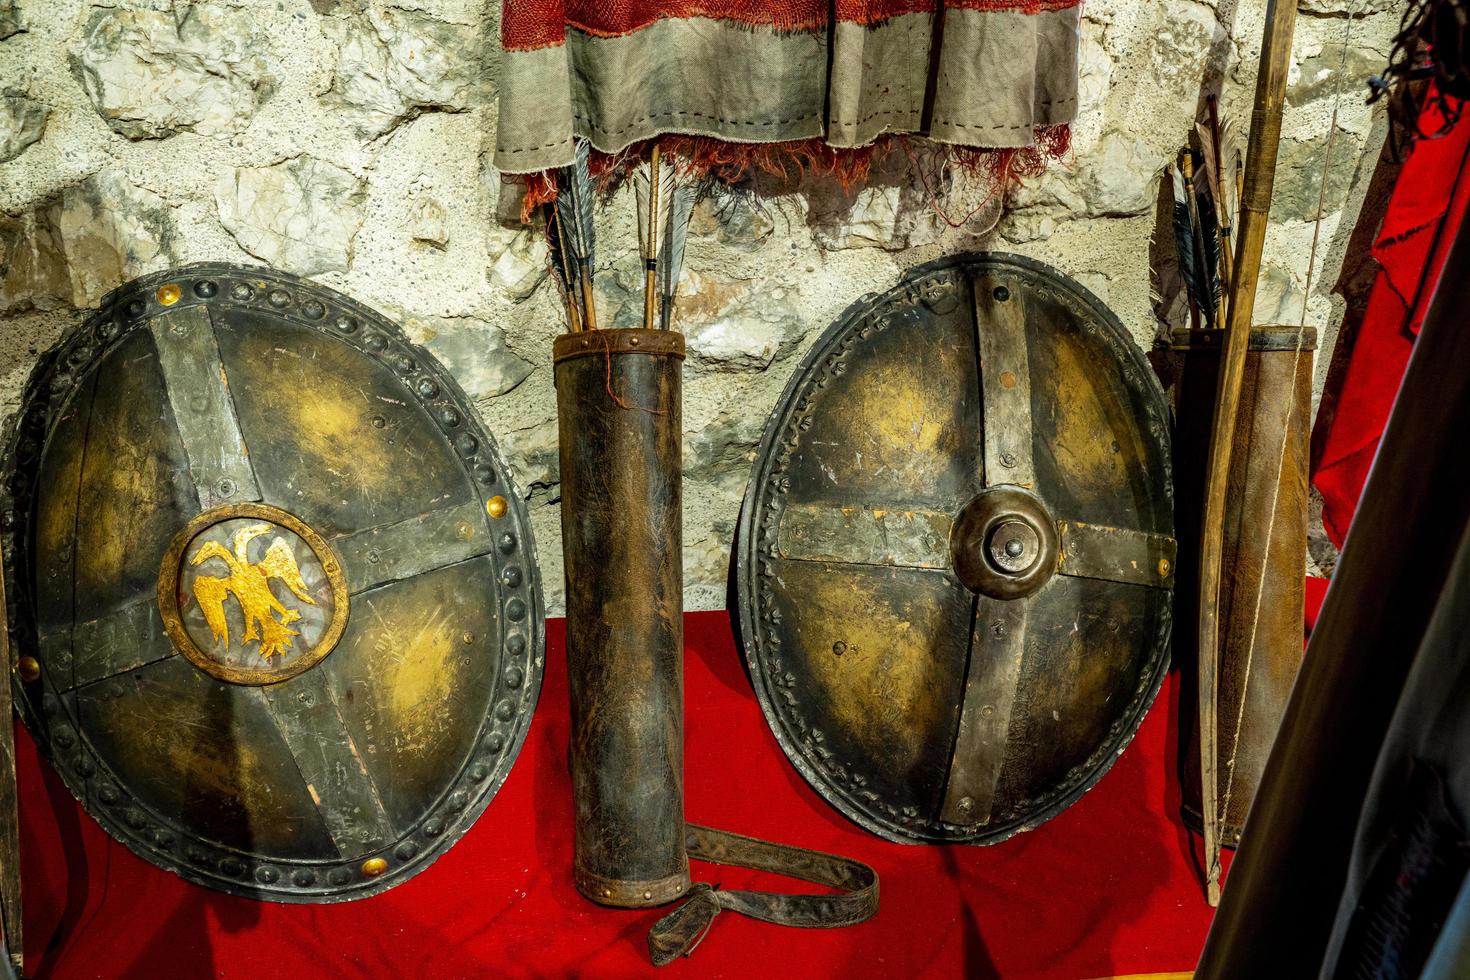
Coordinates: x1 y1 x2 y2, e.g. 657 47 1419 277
555 330 878 962
648 824 880 966
556 331 689 907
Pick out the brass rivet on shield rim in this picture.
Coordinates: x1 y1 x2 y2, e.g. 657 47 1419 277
1158 558 1171 577
361 857 388 877
486 496 508 519
156 283 182 306
16 656 39 683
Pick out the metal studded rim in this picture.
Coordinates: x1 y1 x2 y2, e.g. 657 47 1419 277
735 251 1174 845
0 263 547 902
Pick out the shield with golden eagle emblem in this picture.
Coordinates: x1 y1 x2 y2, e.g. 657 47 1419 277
1 264 543 901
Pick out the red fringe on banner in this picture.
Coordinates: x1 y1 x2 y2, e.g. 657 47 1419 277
513 126 1072 223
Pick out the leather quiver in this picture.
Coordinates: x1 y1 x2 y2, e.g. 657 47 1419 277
555 329 691 907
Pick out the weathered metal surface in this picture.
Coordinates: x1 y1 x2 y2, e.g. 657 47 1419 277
1057 521 1177 589
940 596 1029 825
974 272 1036 488
334 498 494 593
738 252 1174 844
65 599 173 690
776 504 951 568
1 264 544 901
148 305 261 510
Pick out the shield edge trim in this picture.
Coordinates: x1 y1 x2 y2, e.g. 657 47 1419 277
0 262 547 902
736 251 1174 845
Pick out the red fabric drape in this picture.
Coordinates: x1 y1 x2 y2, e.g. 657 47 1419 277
1312 98 1470 546
17 612 1216 979
500 0 1077 50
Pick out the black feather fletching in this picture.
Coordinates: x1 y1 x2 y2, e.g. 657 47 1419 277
554 138 599 327
658 181 696 330
555 139 596 266
1195 181 1222 322
1170 164 1208 325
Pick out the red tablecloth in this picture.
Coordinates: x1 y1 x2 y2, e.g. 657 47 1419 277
18 610 1216 979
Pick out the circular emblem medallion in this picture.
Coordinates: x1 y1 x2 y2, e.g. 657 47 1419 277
159 503 349 686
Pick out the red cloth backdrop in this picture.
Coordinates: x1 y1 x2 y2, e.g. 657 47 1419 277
500 0 1077 48
1313 99 1470 545
17 610 1216 980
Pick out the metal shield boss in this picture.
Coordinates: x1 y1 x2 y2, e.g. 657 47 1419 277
2 264 543 900
738 253 1175 844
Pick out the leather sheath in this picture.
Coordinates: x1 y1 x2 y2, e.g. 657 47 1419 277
1161 325 1316 847
554 330 878 962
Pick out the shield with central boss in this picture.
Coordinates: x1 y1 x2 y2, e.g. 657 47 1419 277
3 264 543 900
737 253 1175 845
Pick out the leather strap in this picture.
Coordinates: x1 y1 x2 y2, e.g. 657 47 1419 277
646 823 879 966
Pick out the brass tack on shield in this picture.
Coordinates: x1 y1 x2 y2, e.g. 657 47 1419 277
486 496 508 519
16 656 39 683
361 857 388 878
156 283 182 306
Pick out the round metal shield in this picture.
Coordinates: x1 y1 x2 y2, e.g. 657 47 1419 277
2 264 544 900
737 253 1173 844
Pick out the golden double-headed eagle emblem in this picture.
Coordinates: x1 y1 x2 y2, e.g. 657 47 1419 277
191 523 316 660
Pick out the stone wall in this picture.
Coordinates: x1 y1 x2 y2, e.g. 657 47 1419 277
0 0 1397 612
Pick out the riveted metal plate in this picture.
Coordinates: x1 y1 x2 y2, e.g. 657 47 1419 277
737 252 1174 844
1 264 545 901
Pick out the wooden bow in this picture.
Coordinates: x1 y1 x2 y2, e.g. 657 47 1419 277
1195 0 1299 907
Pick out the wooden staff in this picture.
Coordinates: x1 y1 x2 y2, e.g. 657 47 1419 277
1206 95 1236 295
0 539 20 975
1197 0 1299 908
642 145 664 331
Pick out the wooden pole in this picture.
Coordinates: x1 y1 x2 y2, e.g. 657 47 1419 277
1197 0 1298 908
642 145 662 331
0 539 21 975
1206 95 1235 324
